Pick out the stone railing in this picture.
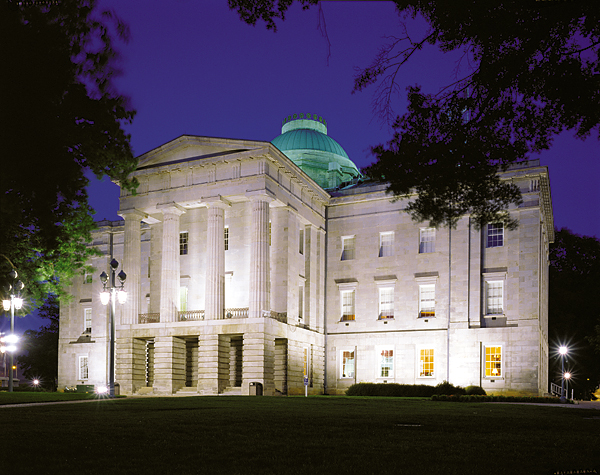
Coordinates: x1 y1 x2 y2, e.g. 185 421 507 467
224 308 249 319
138 308 291 324
178 310 205 321
138 313 160 324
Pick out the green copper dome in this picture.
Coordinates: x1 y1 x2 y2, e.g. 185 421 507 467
271 113 360 190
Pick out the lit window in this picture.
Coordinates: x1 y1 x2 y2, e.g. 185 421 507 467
485 346 502 377
79 356 89 380
419 228 435 253
379 287 394 319
341 350 355 378
84 308 92 334
487 223 504 248
341 290 355 321
379 349 393 378
419 284 435 318
179 232 189 255
341 236 355 261
299 229 304 255
485 281 503 315
419 349 434 377
224 226 229 251
379 232 393 257
179 286 188 312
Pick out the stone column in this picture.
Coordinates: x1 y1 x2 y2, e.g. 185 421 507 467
153 335 186 395
115 337 146 395
248 195 271 318
158 203 185 322
270 206 289 315
204 200 228 320
119 209 145 325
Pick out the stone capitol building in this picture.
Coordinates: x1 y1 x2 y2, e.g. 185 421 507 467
58 113 553 396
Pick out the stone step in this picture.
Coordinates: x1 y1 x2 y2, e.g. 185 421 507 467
174 386 199 396
135 387 154 396
220 386 242 396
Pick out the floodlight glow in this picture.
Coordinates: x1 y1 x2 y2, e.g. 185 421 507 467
117 289 127 305
6 344 17 352
96 385 108 395
33 379 40 386
2 300 10 311
559 346 568 355
564 372 571 380
100 291 110 306
5 334 18 344
14 297 23 310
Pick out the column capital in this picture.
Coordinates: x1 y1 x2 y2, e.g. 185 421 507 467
118 208 147 221
246 189 275 203
203 195 231 209
157 202 186 216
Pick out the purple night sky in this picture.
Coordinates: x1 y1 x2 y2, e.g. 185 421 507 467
7 1 599 337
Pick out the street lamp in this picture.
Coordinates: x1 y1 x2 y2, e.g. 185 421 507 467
99 259 126 397
559 345 568 403
2 270 24 392
564 372 571 400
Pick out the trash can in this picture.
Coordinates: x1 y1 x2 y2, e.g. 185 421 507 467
114 383 120 396
249 382 263 396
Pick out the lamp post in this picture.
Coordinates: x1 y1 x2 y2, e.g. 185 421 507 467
2 270 24 393
564 372 571 401
559 345 568 403
100 259 127 398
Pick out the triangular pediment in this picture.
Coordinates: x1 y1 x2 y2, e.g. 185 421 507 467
136 135 269 170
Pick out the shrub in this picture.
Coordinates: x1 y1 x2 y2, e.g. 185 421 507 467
433 381 466 396
345 383 437 397
465 385 486 396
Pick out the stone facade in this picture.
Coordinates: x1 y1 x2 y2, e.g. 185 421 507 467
58 127 553 397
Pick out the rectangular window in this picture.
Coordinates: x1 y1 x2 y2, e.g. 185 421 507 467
379 232 393 257
224 226 229 251
485 281 503 315
79 356 89 380
83 270 92 284
299 229 304 255
379 287 394 319
179 231 188 255
341 351 355 378
419 349 435 377
179 286 188 312
485 346 502 377
487 223 504 248
341 236 355 261
419 228 435 253
341 290 355 321
379 349 393 378
298 284 304 320
84 308 92 334
419 284 435 318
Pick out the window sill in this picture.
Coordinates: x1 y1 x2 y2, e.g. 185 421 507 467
483 314 504 319
418 375 435 379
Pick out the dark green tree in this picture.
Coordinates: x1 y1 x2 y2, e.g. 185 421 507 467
549 228 600 400
229 0 600 228
0 0 137 306
16 294 59 391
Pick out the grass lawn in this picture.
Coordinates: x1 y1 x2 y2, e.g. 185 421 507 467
1 395 598 474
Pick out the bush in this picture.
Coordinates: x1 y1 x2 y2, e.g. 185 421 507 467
345 383 437 397
433 381 466 396
465 385 487 396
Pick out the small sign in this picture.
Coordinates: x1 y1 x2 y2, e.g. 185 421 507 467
304 376 309 386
